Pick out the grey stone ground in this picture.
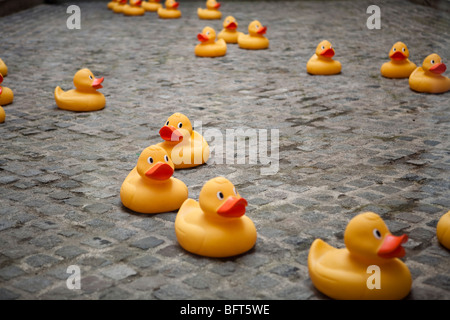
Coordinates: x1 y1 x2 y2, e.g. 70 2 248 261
0 0 449 300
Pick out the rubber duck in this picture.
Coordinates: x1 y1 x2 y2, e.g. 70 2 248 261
237 20 269 50
156 112 209 168
123 0 145 15
409 53 450 94
218 16 242 44
120 145 188 214
308 212 411 300
198 0 222 20
112 0 127 13
142 0 162 11
0 58 7 76
0 73 13 106
157 0 181 19
195 27 227 58
0 106 5 123
380 42 417 79
437 211 450 249
175 177 257 257
54 68 105 112
306 40 341 75
107 0 119 10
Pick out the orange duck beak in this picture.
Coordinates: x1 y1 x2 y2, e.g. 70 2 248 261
320 48 335 58
145 162 174 180
159 125 184 142
256 26 267 35
92 77 104 89
214 2 221 9
197 33 209 42
429 62 446 74
135 0 142 5
226 21 237 30
217 197 248 218
378 234 408 259
390 51 406 61
171 2 179 8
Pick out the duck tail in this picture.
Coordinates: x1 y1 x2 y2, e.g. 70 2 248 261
54 86 64 100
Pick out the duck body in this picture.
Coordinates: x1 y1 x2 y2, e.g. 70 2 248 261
54 68 105 112
0 58 8 76
120 145 188 214
307 40 341 75
409 54 450 94
107 0 118 10
308 212 411 300
156 113 209 168
217 16 242 44
158 0 181 18
381 42 416 78
123 0 145 15
437 211 450 249
238 21 269 50
175 177 257 258
0 106 5 123
142 0 162 11
0 73 13 106
112 0 127 13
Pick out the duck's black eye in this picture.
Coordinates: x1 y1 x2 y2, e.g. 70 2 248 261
393 48 396 52
147 157 153 164
431 59 435 64
321 45 325 50
177 122 183 128
89 75 93 80
165 121 169 126
164 155 169 162
373 229 382 239
217 191 224 200
402 48 406 52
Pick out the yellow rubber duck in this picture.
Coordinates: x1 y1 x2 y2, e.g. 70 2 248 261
156 113 209 169
120 145 188 214
0 58 7 76
195 26 227 58
107 0 119 10
157 0 181 19
0 106 5 123
381 42 417 79
54 68 105 112
238 20 269 50
198 0 222 20
308 212 411 300
123 0 145 15
0 73 13 106
437 211 450 249
218 16 242 44
142 0 162 12
307 40 341 75
175 177 257 258
112 0 127 13
409 53 450 94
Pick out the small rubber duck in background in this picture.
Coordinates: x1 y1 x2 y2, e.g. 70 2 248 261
195 26 227 57
437 211 450 249
0 73 13 106
123 0 145 16
306 40 341 75
0 106 5 123
409 53 450 94
381 42 417 78
0 58 8 76
238 20 269 50
218 16 242 44
142 0 162 12
157 0 181 19
198 0 222 20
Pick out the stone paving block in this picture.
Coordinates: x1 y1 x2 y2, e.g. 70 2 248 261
100 264 137 281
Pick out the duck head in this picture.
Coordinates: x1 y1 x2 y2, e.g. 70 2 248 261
159 112 193 144
199 177 248 221
206 0 221 10
389 41 410 61
165 0 179 9
73 68 104 92
136 145 175 182
344 212 408 264
315 40 335 59
197 26 217 44
422 53 446 75
223 16 238 30
248 20 267 37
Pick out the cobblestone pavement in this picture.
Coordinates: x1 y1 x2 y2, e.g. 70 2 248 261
0 0 449 300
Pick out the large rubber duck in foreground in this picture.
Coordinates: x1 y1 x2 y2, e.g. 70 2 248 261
0 73 13 106
308 212 411 300
142 0 162 11
238 20 269 50
112 0 127 13
54 68 105 112
195 27 227 57
437 211 450 249
175 177 257 258
0 58 8 76
120 145 188 214
157 112 210 168
409 53 450 94
123 0 145 15
198 0 222 20
307 40 341 75
218 16 242 44
157 0 181 19
380 42 417 78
